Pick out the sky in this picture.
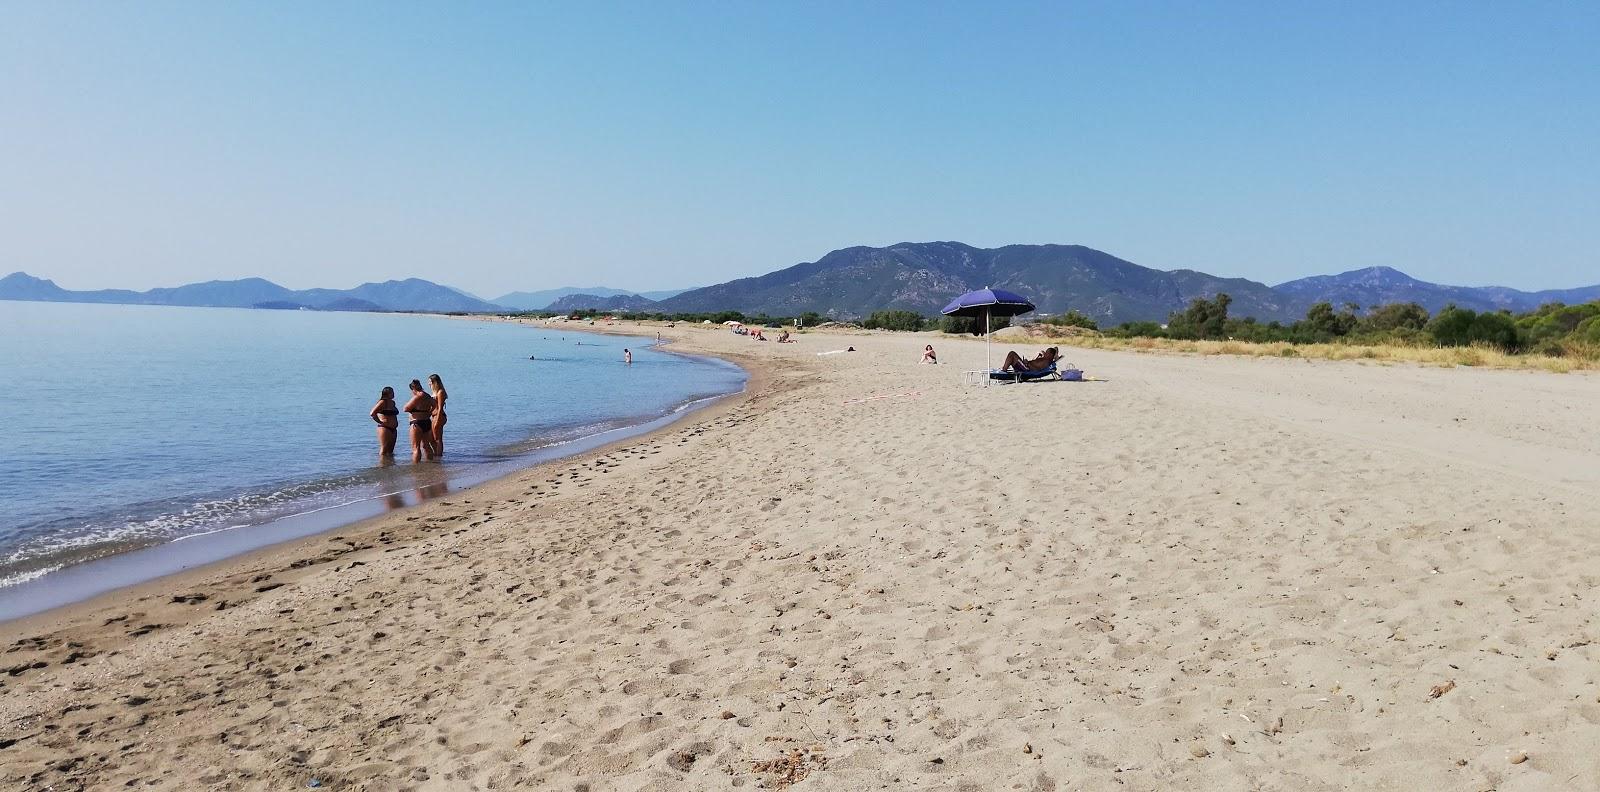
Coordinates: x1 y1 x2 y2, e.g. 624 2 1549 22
3 2 1597 297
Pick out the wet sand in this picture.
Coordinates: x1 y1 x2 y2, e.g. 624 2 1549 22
3 324 1599 791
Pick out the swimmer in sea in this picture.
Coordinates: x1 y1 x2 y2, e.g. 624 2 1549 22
427 373 448 457
403 379 438 462
369 386 399 457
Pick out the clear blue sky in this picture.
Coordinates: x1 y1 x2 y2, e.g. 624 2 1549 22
3 1 1596 296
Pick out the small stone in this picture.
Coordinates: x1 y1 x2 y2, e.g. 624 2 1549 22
1022 743 1032 754
1509 751 1528 765
720 710 735 719
1190 744 1210 758
1220 734 1235 746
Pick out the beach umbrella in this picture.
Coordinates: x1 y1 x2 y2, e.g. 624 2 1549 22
940 287 1036 375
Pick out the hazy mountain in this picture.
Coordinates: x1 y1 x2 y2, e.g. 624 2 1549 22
1274 267 1600 315
144 277 294 307
315 297 385 312
0 273 144 304
638 288 692 301
0 272 502 313
11 256 1595 325
545 293 661 313
493 286 690 310
655 242 1299 324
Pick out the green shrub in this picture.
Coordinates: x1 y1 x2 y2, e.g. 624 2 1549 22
1428 305 1521 350
862 310 928 331
1302 301 1359 337
1576 315 1600 344
1040 310 1099 331
1166 293 1232 339
1362 302 1430 332
1109 321 1165 338
940 315 1010 335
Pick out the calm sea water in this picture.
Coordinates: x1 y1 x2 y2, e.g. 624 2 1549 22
0 302 744 589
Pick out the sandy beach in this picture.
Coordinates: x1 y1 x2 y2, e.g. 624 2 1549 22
4 323 1599 791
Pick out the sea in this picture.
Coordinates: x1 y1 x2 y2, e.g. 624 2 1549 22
0 301 745 618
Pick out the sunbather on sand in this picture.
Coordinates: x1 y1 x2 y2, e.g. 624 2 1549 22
1000 346 1059 373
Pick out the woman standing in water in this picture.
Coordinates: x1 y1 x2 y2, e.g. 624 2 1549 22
427 373 448 458
369 386 399 457
403 379 438 462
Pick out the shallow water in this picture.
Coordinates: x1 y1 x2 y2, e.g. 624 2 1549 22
0 302 743 590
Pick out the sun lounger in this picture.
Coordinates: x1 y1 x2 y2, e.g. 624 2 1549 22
990 360 1060 382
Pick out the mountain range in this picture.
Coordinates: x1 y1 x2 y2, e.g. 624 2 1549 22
656 242 1302 323
545 293 664 313
0 272 502 313
1272 266 1600 316
655 242 1599 324
492 286 690 311
6 244 1596 324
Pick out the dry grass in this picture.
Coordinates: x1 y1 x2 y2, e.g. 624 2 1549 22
1046 335 1600 373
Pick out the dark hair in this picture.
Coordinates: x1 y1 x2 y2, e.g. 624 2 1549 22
381 386 394 399
409 379 424 392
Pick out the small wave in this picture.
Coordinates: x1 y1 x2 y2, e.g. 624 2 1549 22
0 564 64 589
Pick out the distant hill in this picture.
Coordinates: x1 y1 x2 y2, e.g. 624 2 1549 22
493 286 690 310
638 287 692 301
655 242 1299 324
11 255 1595 325
1274 266 1600 315
316 297 385 312
546 293 660 313
0 272 501 313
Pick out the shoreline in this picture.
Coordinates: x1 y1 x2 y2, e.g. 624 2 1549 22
0 320 756 628
5 326 1598 790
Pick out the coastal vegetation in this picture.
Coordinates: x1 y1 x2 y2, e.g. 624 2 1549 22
1069 294 1600 371
543 294 1600 371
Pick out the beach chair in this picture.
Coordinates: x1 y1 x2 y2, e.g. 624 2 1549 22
987 359 1086 384
989 360 1060 383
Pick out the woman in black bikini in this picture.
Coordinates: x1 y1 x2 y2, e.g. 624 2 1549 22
403 379 438 462
369 386 399 457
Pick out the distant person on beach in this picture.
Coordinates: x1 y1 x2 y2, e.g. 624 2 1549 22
428 374 448 457
921 344 938 364
1000 346 1060 373
624 348 633 365
369 386 399 457
403 379 438 462
777 330 792 343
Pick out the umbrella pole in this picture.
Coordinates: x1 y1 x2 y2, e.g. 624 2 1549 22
985 309 992 386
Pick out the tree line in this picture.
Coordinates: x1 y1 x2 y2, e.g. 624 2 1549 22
513 298 1600 357
1120 294 1600 355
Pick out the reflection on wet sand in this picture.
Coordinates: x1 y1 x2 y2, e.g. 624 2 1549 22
376 462 453 512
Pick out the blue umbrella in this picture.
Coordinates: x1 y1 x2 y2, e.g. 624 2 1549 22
941 287 1036 374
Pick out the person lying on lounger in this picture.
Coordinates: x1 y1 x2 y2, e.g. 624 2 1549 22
1000 346 1060 373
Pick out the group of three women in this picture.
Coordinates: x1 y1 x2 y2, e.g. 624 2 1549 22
370 374 448 462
